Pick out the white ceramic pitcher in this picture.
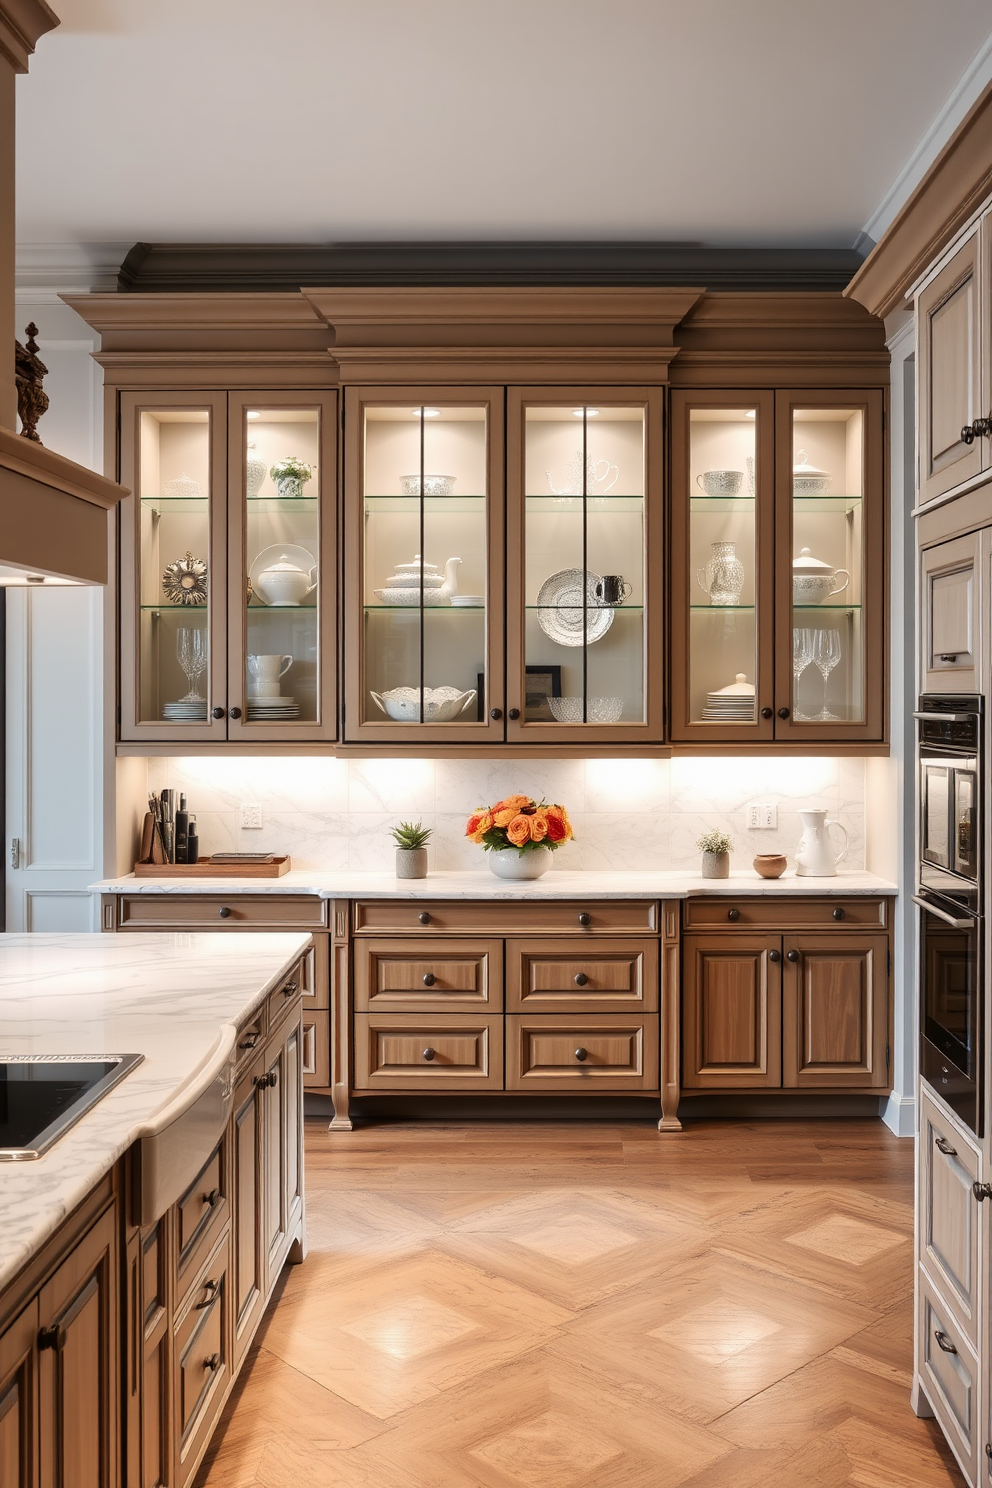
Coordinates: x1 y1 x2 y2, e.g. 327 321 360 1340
794 808 849 877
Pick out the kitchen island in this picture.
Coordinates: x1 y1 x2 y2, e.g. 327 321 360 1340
0 930 311 1488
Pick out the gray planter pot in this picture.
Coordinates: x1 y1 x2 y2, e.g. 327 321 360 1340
395 848 428 880
700 850 730 879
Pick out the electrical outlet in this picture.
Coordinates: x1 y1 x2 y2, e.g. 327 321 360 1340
240 803 263 830
747 802 778 830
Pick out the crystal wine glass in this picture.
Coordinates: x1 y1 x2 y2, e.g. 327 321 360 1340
792 627 814 721
812 628 842 721
177 627 207 701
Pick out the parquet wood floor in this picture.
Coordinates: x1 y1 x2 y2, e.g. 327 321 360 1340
196 1118 962 1488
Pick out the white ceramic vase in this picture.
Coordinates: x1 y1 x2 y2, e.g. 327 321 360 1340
487 847 553 880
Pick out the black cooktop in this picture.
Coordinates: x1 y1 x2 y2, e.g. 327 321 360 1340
0 1054 144 1160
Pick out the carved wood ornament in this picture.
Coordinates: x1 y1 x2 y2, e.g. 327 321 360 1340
15 322 49 442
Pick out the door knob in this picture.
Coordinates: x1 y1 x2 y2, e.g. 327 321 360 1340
961 423 976 444
489 708 502 720
760 707 773 719
422 1047 436 1061
418 911 431 925
229 706 242 719
422 973 436 986
973 415 991 437
205 1353 221 1371
832 907 845 920
777 707 790 719
574 972 589 986
211 706 225 719
508 708 521 720
769 949 781 962
578 912 591 926
574 1047 588 1062
727 908 740 921
786 949 800 963
218 906 232 918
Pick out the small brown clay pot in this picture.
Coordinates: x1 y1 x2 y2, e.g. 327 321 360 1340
753 853 787 879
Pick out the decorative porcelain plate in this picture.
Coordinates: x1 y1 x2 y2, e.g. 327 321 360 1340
536 569 614 648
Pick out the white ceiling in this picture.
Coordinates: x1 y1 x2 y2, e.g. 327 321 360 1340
14 0 992 252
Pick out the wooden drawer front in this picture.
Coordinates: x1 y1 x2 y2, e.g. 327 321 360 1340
266 959 306 1037
302 1010 330 1088
918 1274 979 1486
682 896 887 932
682 936 781 1090
235 1012 267 1075
175 1142 228 1305
354 1014 503 1090
301 938 330 1010
920 1090 981 1348
506 938 658 1013
175 1228 231 1484
781 935 889 1091
353 899 658 936
118 894 327 929
354 938 503 1011
505 1016 658 1091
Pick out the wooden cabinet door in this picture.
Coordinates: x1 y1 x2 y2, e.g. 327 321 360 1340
918 231 984 506
173 1229 231 1488
919 1091 981 1349
681 934 781 1089
232 1056 265 1369
261 1014 304 1291
920 530 983 692
0 1302 38 1488
138 1219 171 1488
781 934 888 1090
918 1273 980 1486
38 1204 119 1488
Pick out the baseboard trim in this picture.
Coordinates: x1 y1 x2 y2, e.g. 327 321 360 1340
879 1092 916 1137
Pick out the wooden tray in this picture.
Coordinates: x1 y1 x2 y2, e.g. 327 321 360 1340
133 857 292 879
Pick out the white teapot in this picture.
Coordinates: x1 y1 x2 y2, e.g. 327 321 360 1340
792 548 850 606
254 554 317 607
375 554 461 607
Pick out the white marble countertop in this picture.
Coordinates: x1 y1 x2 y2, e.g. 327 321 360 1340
91 868 898 899
0 931 311 1293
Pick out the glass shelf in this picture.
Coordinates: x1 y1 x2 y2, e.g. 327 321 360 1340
364 492 487 501
140 604 211 613
525 604 644 612
793 604 862 612
140 495 209 513
690 604 755 612
363 604 486 612
245 604 318 612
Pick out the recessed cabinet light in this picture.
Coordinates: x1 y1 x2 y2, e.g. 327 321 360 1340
573 408 599 417
246 411 260 420
414 408 441 418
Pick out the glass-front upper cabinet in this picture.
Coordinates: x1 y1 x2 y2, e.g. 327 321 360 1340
670 392 775 742
344 389 504 742
228 392 336 741
507 389 664 741
120 392 228 742
775 391 884 743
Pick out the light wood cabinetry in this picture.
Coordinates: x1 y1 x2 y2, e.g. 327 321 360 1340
682 899 891 1096
920 527 984 692
919 1089 982 1351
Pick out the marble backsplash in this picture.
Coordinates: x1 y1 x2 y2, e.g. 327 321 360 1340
143 756 866 874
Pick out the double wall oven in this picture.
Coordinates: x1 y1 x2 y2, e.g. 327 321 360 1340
915 695 983 1132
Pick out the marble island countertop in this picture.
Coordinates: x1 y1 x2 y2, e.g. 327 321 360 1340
0 931 311 1292
92 868 898 899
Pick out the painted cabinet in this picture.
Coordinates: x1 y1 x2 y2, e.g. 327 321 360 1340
920 527 984 693
918 230 985 507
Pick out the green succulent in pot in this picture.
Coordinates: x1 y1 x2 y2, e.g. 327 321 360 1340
391 821 432 880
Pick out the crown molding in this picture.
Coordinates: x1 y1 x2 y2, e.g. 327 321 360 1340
16 242 130 297
0 0 57 72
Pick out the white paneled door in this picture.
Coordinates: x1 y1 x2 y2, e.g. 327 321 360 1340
5 586 104 931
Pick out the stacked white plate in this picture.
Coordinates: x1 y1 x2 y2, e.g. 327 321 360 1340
162 700 207 721
701 673 756 723
450 595 485 607
246 695 301 721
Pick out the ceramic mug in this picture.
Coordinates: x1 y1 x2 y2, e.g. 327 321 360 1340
696 469 743 496
594 574 632 605
247 654 292 697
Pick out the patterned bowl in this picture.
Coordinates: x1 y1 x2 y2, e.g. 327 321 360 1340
548 695 623 723
370 686 476 722
400 474 456 496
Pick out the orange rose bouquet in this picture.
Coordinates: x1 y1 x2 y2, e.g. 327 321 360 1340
466 794 574 857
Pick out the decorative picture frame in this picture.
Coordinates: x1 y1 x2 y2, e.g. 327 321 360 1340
524 664 562 722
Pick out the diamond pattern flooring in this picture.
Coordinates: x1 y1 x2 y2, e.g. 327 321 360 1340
195 1118 962 1487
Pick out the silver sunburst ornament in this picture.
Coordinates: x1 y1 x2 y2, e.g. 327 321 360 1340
163 551 208 606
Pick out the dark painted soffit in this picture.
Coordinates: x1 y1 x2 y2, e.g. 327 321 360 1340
117 241 867 294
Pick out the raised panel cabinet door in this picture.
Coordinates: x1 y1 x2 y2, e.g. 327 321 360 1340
137 1217 171 1488
173 1229 231 1488
921 530 982 692
505 1015 659 1091
232 1057 265 1368
505 938 659 1013
918 231 984 506
681 934 782 1089
918 1091 981 1349
353 1014 504 1090
353 938 503 1011
0 1301 39 1488
918 1274 980 1486
302 1010 331 1089
781 934 889 1090
260 1013 304 1290
38 1203 119 1488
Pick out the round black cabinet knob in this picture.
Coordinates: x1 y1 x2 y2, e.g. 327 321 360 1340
204 1188 220 1207
574 972 589 986
786 949 800 963
422 1047 436 1062
961 423 976 444
727 908 740 921
218 906 232 918
578 912 592 927
229 706 242 719
418 912 431 925
508 708 521 720
211 706 225 719
974 416 991 437
205 1353 220 1372
777 707 790 720
832 907 845 920
760 707 773 719
769 949 781 962
489 708 502 720
422 972 436 987
574 1047 588 1062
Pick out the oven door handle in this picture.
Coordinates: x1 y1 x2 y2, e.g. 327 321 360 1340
913 894 975 929
914 711 977 724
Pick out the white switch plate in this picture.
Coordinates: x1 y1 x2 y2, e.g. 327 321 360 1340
747 802 778 830
240 803 263 830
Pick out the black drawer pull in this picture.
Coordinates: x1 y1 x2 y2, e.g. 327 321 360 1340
939 653 959 663
238 1030 260 1051
961 423 976 445
38 1324 65 1352
935 1136 957 1157
422 973 436 987
973 1181 992 1201
832 907 845 920
574 1047 588 1062
282 980 298 996
574 972 589 986
418 912 431 925
204 1188 221 1208
218 906 232 918
768 949 781 963
578 912 591 926
205 1352 221 1371
727 908 740 921
194 1279 218 1309
422 1047 436 1062
253 1071 277 1089
934 1329 957 1355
